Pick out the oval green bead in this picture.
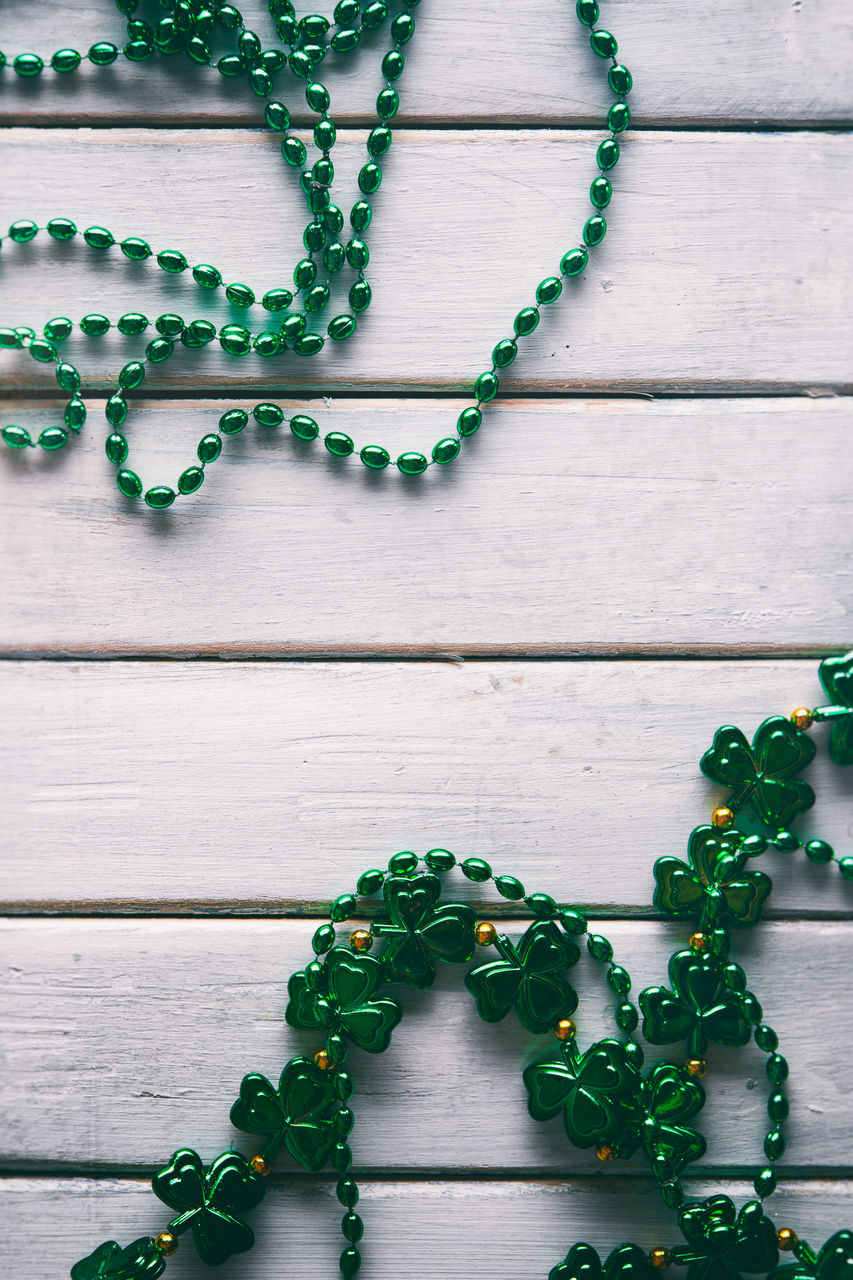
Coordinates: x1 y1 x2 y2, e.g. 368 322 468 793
764 1127 785 1161
388 851 419 875
14 53 44 77
583 215 607 247
774 830 801 852
88 42 120 66
312 923 337 955
598 138 620 170
119 362 145 391
29 339 57 363
185 320 217 348
461 857 492 883
197 433 222 463
590 176 612 209
331 27 359 52
576 0 599 25
351 201 372 233
44 317 73 342
220 409 248 435
305 284 330 313
105 433 129 465
536 276 563 305
458 407 482 436
805 839 834 863
305 80 330 112
514 307 540 337
253 403 284 428
475 371 499 402
527 892 558 919
253 332 281 357
609 64 633 95
145 486 176 509
265 100 291 132
432 437 460 466
9 219 38 243
360 444 390 470
0 328 22 349
2 425 33 449
494 875 526 901
336 1178 359 1208
349 280 372 312
587 933 614 962
262 288 293 312
155 314 184 338
358 163 382 194
47 217 77 241
294 333 324 356
105 395 127 427
492 338 518 368
115 468 142 498
768 1091 789 1123
331 893 358 923
64 398 86 430
81 314 111 337
382 49 404 80
356 869 385 896
193 263 222 289
608 102 631 133
146 338 173 363
424 848 456 872
290 414 319 441
754 1167 777 1198
617 1002 639 1032
325 432 354 458
607 965 631 995
157 249 188 274
329 314 357 341
766 1053 789 1083
120 237 151 261
178 466 205 495
219 324 251 356
590 28 617 57
397 451 428 476
55 362 80 392
376 87 398 119
754 1024 778 1052
281 136 307 167
83 225 114 249
839 857 853 881
226 282 255 307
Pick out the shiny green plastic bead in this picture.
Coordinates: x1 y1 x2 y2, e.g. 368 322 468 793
383 49 405 80
754 1024 778 1052
197 434 222 463
337 1178 360 1209
305 284 330 313
55 362 80 392
53 46 81 70
608 965 631 995
157 248 188 273
475 371 499 402
290 414 319 440
64 398 86 430
768 1091 789 1123
526 892 558 918
331 893 358 923
609 64 633 95
226 282 255 307
2 426 32 449
358 164 382 195
9 219 38 243
325 242 346 273
388 851 419 875
313 923 337 954
351 201 372 233
754 1167 777 1198
367 127 392 159
558 908 588 935
325 432 354 458
47 217 77 241
155 314 184 338
767 1053 789 1083
536 276 563 305
492 339 518 368
590 176 612 209
461 857 492 883
805 839 834 863
356 869 385 896
432 438 460 465
282 314 307 343
105 395 127 427
332 27 359 52
765 1128 785 1161
193 263 222 289
349 280 372 312
391 11 415 41
583 216 607 247
265 101 291 132
120 237 151 261
294 333 324 356
262 288 293 312
119 362 145 391
329 314 357 341
45 317 73 342
89 42 120 65
0 329 22 349
282 136 307 167
305 81 330 112
597 139 620 171
146 338 172 363
377 87 399 119
219 409 248 435
219 324 251 356
494 875 525 901
346 239 370 270
340 1246 361 1278
397 451 428 475
184 319 216 347
514 307 540 337
774 830 801 852
29 338 57 363
253 332 281 357
576 0 599 24
424 848 456 872
742 834 768 857
145 486 176 509
458 407 482 436
253 403 284 428
590 28 617 57
608 102 631 133
178 466 204 495
342 1213 364 1245
125 39 156 62
116 468 142 498
839 857 853 881
105 433 129 465
249 67 271 96
660 1181 685 1210
14 53 44 77
616 1002 639 1032
360 444 390 470
80 314 111 337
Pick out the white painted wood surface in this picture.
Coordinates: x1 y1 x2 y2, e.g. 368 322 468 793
1 917 849 1173
1 130 850 392
2 660 852 912
1 1 851 126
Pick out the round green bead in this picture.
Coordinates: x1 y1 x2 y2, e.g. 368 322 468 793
475 371 499 403
120 237 151 261
9 219 38 243
155 314 184 338
389 851 419 875
356 869 385 896
197 434 222 463
325 432 354 458
358 163 382 195
805 839 834 864
115 468 143 498
458 407 482 436
397 451 428 475
424 848 456 872
178 466 205 495
145 486 176 510
2 425 32 449
432 438 460 466
253 403 285 428
220 409 248 435
47 217 77 241
360 445 390 470
561 248 588 276
290 415 319 441
461 857 492 883
105 433 129 465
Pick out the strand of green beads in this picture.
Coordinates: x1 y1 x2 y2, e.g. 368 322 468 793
753 1021 789 1201
0 327 84 452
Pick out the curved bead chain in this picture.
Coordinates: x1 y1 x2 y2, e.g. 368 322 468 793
67 652 853 1280
0 0 634 506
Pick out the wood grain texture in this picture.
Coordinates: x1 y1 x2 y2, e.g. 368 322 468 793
1 131 851 392
2 659 852 913
2 917 850 1174
2 0 852 126
4 1176 853 1280
1 398 851 651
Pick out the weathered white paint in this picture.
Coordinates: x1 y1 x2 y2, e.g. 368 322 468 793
0 398 851 651
0 131 850 392
1 917 849 1173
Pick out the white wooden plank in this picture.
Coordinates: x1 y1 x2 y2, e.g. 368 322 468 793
4 1176 852 1280
2 917 850 1173
1 659 852 911
1 0 851 125
0 398 850 650
0 131 850 391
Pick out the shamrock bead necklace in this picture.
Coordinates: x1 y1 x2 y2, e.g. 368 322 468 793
65 654 853 1280
0 0 632 505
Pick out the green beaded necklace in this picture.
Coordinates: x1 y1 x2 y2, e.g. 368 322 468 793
0 0 630 504
62 651 853 1280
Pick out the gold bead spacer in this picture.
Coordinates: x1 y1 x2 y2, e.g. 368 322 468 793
777 1229 798 1252
154 1233 179 1256
475 921 498 947
555 1018 577 1041
595 1142 617 1162
314 1049 332 1071
350 928 373 952
689 931 708 952
791 708 814 731
249 1154 271 1177
649 1249 672 1270
712 806 734 829
686 1057 707 1078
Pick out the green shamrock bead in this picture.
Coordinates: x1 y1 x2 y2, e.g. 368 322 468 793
818 652 853 765
700 716 816 828
465 920 579 1034
639 950 752 1055
550 1243 659 1280
770 1231 853 1280
372 872 476 988
231 1055 340 1170
524 1037 640 1148
70 1238 165 1280
286 947 403 1053
653 825 773 927
676 1196 779 1280
618 1061 707 1179
151 1148 264 1266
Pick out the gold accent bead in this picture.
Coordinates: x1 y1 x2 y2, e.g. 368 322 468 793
791 708 814 731
475 921 498 946
554 1018 577 1041
649 1249 672 1269
154 1233 179 1256
712 807 734 829
350 928 373 952
686 1057 707 1078
249 1154 271 1177
689 931 708 952
777 1229 798 1252
595 1143 617 1162
314 1049 332 1071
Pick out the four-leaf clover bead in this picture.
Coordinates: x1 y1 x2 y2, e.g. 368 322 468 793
653 825 772 927
700 716 815 829
151 1148 265 1266
70 1238 166 1280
